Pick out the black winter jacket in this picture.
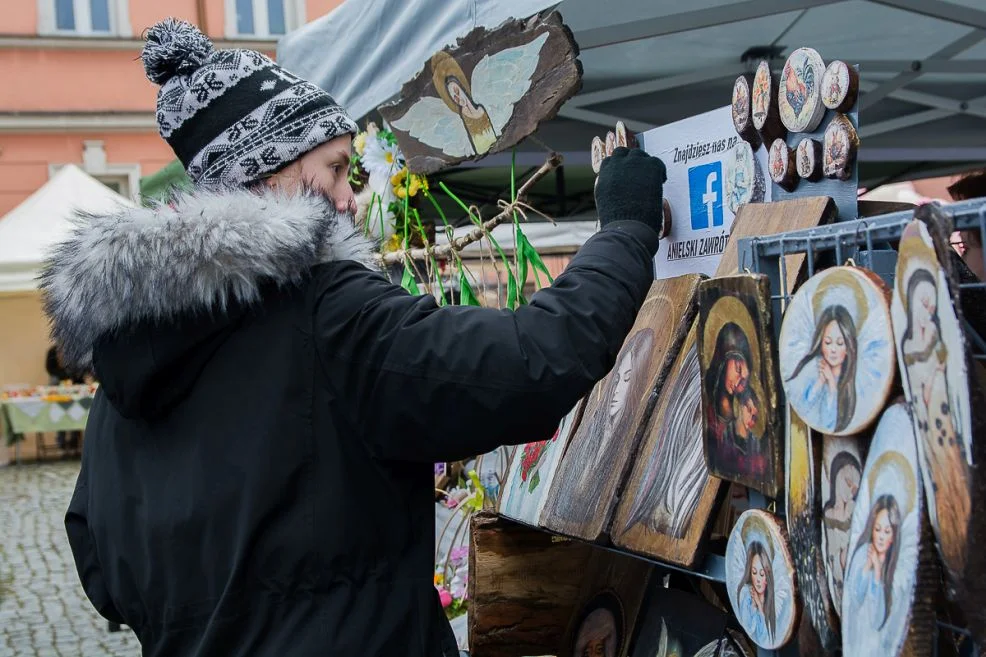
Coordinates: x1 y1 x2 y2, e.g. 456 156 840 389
41 186 660 657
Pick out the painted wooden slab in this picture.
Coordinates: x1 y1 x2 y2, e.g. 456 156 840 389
821 432 869 619
842 402 936 657
779 266 897 436
786 408 840 651
725 509 802 650
611 320 726 568
823 113 859 181
822 60 859 113
893 212 986 644
779 47 827 133
630 585 732 657
497 399 586 526
698 274 783 497
725 140 766 215
379 11 581 174
543 275 702 542
752 59 787 147
769 137 799 192
715 196 836 293
563 548 653 657
732 74 762 150
797 137 823 182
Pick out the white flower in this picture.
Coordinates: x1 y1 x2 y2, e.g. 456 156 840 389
362 136 402 185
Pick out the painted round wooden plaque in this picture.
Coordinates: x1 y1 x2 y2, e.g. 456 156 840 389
571 590 626 657
779 48 826 133
779 266 896 436
725 140 766 214
822 60 859 112
615 121 637 149
842 402 931 657
605 131 616 157
796 137 823 182
892 219 974 604
752 60 786 146
823 114 859 181
768 138 798 192
732 74 762 149
591 136 604 174
726 510 801 650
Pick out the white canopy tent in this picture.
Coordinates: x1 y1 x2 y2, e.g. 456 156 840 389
0 164 135 292
280 0 986 190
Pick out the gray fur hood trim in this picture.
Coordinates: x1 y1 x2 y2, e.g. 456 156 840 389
40 186 378 369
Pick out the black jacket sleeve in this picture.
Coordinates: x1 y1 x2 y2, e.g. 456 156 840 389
313 221 659 463
65 457 124 625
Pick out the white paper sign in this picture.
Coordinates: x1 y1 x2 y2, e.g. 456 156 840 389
638 106 770 279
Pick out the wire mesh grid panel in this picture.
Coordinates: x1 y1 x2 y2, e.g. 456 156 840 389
736 197 986 657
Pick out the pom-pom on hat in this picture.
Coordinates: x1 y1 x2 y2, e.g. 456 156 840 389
141 18 357 187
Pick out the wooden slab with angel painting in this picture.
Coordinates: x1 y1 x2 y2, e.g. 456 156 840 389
542 275 702 542
378 11 581 174
611 320 725 568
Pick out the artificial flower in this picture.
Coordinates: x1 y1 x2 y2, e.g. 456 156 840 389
383 233 402 254
391 167 428 199
353 132 367 157
362 135 402 183
437 587 453 609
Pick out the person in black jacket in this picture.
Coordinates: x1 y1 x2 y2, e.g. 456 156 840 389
40 19 668 657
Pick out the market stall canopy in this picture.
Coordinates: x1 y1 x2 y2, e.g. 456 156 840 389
0 165 135 293
281 0 986 195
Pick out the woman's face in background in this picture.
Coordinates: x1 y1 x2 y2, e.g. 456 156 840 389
751 554 767 595
872 508 894 555
609 350 634 419
836 465 861 503
911 279 939 346
822 319 848 369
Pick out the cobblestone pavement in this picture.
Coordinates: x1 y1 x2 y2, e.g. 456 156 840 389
0 461 140 657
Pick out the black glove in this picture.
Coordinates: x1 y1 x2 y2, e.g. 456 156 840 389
595 147 667 237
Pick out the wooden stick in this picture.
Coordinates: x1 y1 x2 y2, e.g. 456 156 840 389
379 153 563 266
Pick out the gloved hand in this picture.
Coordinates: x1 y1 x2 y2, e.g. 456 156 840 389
595 147 667 237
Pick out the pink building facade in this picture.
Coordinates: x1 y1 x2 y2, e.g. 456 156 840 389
0 0 344 215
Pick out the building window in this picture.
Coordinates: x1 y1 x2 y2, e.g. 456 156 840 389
40 0 131 36
226 0 304 39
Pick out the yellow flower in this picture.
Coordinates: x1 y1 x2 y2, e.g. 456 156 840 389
434 573 444 586
391 167 427 199
353 132 367 156
383 233 402 253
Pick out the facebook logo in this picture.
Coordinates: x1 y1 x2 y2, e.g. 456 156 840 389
687 162 724 230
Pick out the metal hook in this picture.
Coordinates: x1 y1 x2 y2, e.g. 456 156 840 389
853 220 870 262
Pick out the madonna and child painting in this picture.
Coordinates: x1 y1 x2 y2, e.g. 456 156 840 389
698 275 782 497
779 266 896 436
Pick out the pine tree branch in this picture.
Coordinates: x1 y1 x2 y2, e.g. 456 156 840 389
379 153 563 266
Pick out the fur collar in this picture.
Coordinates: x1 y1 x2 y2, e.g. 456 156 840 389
41 186 378 369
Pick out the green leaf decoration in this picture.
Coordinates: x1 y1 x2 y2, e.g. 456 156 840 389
401 265 420 296
528 470 540 494
459 271 481 307
518 228 554 288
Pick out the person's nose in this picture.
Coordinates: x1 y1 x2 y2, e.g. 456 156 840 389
336 186 355 214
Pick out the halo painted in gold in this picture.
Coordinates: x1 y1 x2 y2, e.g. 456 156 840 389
739 511 776 561
867 449 918 517
895 220 940 304
430 51 471 114
811 266 871 329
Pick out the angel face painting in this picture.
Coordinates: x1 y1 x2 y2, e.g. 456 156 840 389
498 401 582 524
379 15 580 174
892 220 972 578
700 278 781 496
842 403 923 657
822 437 865 614
726 511 798 649
779 267 896 436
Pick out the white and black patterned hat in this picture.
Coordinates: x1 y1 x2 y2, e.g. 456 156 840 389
142 18 357 187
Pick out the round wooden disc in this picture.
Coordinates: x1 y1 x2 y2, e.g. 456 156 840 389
768 138 798 192
823 114 859 181
752 60 787 146
821 60 859 113
732 74 763 149
796 137 823 182
661 199 672 238
842 402 935 657
605 131 616 157
725 140 766 214
615 121 637 149
779 48 827 133
725 509 802 650
779 266 896 436
591 136 604 174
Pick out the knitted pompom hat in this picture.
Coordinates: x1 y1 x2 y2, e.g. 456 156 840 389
142 18 357 187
